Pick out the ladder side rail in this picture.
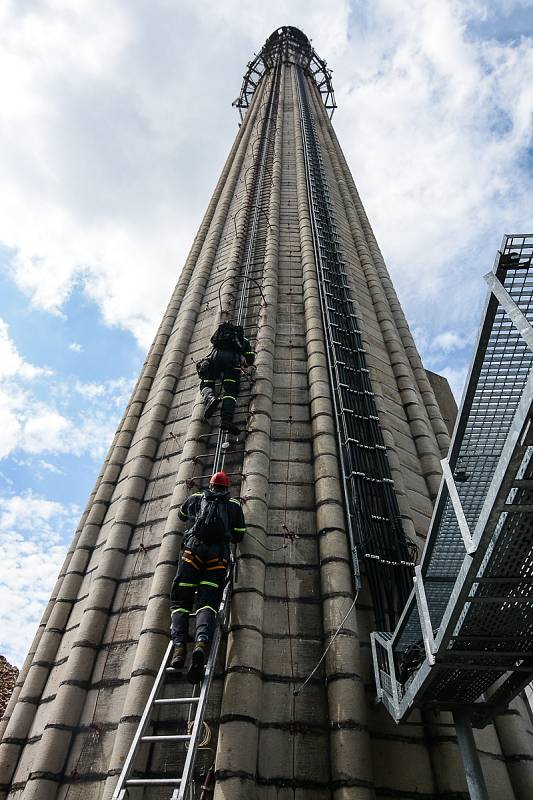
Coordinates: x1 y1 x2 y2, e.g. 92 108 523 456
180 68 281 795
236 60 280 327
297 69 363 566
119 66 281 796
112 640 174 799
237 70 278 327
177 580 233 800
308 101 392 613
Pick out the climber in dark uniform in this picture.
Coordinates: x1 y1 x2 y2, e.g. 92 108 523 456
169 471 246 683
197 321 255 435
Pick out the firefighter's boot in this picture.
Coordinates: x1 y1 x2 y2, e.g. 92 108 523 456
187 640 210 684
169 642 186 670
202 388 219 421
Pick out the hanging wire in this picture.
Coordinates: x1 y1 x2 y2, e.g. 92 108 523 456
293 591 359 697
217 275 268 317
246 529 288 552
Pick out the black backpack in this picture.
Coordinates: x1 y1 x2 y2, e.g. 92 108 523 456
191 492 230 542
196 354 213 378
211 322 245 352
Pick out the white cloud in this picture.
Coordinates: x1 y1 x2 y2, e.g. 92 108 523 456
0 1 351 348
0 490 79 665
0 318 57 457
0 385 25 460
37 460 63 475
21 408 71 453
422 330 477 398
0 1 528 394
68 341 83 353
20 408 116 459
17 392 129 460
0 318 132 461
0 318 50 381
74 377 131 404
431 330 474 353
334 2 532 333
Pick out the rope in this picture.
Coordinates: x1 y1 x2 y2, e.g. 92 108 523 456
246 529 288 552
293 591 359 697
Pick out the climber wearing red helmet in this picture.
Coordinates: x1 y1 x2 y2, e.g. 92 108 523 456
169 470 246 683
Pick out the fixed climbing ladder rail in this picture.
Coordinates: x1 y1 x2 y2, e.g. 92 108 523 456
212 58 280 477
371 235 533 727
296 67 413 629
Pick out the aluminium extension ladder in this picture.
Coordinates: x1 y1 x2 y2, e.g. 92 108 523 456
112 563 234 800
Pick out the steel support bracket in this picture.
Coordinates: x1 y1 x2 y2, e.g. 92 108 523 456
385 639 401 713
441 458 476 554
369 634 383 700
413 566 436 665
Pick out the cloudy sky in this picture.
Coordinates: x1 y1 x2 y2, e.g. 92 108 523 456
0 0 532 665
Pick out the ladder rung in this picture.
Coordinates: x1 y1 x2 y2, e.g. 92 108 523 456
126 778 182 786
153 697 200 706
141 734 191 743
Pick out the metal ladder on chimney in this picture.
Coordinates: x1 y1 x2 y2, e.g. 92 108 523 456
111 569 233 800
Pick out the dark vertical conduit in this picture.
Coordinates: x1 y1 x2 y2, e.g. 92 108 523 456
296 67 413 629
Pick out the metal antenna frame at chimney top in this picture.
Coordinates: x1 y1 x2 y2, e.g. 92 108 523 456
233 25 336 121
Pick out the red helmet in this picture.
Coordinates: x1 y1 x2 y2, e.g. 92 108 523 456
210 471 230 489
